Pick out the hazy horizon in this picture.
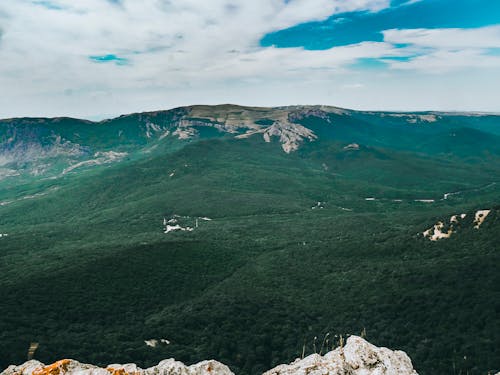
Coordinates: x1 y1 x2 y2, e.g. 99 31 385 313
3 102 500 122
1 0 499 119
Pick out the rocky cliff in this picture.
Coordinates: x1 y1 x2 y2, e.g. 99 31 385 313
264 336 418 375
1 336 418 375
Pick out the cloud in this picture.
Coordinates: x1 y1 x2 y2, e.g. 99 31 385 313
386 49 500 72
0 0 499 117
32 1 65 10
383 26 500 49
342 83 365 89
0 1 397 92
382 26 500 71
270 0 391 29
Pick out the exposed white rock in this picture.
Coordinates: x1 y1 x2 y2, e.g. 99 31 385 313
2 360 50 375
144 338 170 348
173 127 197 140
386 113 437 123
159 130 170 140
0 187 60 208
263 131 272 143
264 336 418 375
1 358 234 375
163 215 212 233
1 359 107 375
1 337 419 375
422 211 487 241
450 214 467 224
262 122 317 153
145 122 163 138
365 197 376 201
311 201 325 209
414 199 434 203
172 106 329 152
164 224 194 234
418 115 437 122
473 210 490 229
443 191 460 200
343 143 360 151
163 216 195 233
62 151 127 174
422 212 467 241
235 121 316 153
422 221 453 241
0 233 8 237
144 339 158 347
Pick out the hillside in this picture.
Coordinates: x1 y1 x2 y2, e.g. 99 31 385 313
0 105 499 375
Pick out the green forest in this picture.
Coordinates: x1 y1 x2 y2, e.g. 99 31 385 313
0 107 499 374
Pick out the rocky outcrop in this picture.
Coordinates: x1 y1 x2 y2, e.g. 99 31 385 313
422 208 493 241
1 358 234 375
185 105 321 153
473 210 490 229
260 122 317 153
264 336 418 375
2 336 418 375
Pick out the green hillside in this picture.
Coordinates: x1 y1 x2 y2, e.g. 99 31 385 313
0 106 499 375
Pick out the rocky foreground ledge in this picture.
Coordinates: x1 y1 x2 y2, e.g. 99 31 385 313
2 336 418 375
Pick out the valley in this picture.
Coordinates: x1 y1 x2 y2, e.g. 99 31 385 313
0 105 499 375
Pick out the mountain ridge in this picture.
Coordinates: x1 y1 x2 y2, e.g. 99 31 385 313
1 103 499 375
3 103 500 122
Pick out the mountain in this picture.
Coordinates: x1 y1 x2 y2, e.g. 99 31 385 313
0 105 499 375
2 105 500 187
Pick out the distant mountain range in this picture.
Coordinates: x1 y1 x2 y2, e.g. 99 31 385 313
2 105 500 187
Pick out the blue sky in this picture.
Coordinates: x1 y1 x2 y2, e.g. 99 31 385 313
0 0 499 119
262 0 500 49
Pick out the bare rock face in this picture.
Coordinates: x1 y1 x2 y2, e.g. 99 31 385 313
263 336 418 375
1 358 234 375
261 122 317 153
182 105 320 153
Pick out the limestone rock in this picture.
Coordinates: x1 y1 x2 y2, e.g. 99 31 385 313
261 122 317 153
263 336 418 375
2 336 418 375
1 359 234 375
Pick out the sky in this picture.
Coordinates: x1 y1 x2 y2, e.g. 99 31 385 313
0 0 499 119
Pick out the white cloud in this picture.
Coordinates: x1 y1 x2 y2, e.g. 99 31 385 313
0 0 399 117
271 0 390 29
383 26 500 49
386 49 500 72
341 83 365 89
0 1 499 117
382 26 500 72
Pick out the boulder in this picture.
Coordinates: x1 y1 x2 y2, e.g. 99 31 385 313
263 336 418 375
